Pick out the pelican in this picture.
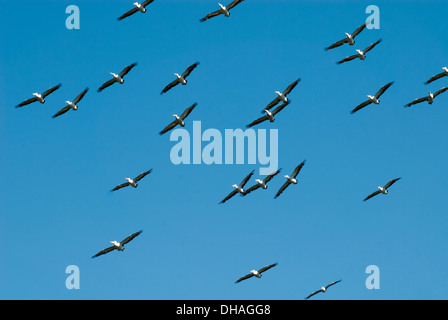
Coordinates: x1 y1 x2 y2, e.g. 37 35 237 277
219 170 254 204
337 39 382 65
16 84 62 108
247 102 289 128
159 103 197 135
200 0 245 22
235 263 278 283
243 169 281 196
351 81 394 114
97 62 138 92
274 160 306 199
117 0 155 21
305 280 342 299
363 178 401 201
425 67 448 85
92 230 143 258
52 88 89 118
405 87 448 108
264 78 301 112
161 62 200 95
111 170 152 192
325 22 369 50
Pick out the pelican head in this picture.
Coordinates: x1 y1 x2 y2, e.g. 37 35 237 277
356 49 363 55
218 3 225 10
232 184 238 189
32 93 39 97
284 175 290 179
125 178 133 183
443 67 448 73
110 240 119 246
255 179 263 184
174 73 181 79
345 32 351 38
321 286 326 292
275 90 281 96
367 95 375 100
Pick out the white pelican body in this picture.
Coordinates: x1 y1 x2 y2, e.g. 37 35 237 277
66 100 78 111
367 95 380 105
232 184 245 194
125 178 138 188
32 93 45 104
218 3 230 17
134 2 147 13
111 72 124 84
250 270 261 278
275 91 288 104
285 175 298 184
345 32 355 45
356 49 366 60
427 92 435 104
173 114 185 127
265 110 275 122
110 241 124 251
378 186 388 194
175 73 187 85
255 179 268 189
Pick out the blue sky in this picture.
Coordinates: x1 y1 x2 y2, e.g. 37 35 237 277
1 0 447 300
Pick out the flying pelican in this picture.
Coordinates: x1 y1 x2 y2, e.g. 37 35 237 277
274 160 306 199
159 103 197 135
264 78 301 112
243 169 281 196
325 22 369 51
200 0 245 22
117 0 155 21
235 263 278 283
16 84 62 108
97 62 138 92
247 102 289 128
305 280 342 299
92 230 143 258
161 62 200 95
219 170 254 204
363 178 401 201
351 81 394 114
52 88 89 118
111 170 152 192
337 39 382 65
425 67 448 85
405 87 448 108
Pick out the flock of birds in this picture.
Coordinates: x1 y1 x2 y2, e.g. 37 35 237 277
13 0 448 300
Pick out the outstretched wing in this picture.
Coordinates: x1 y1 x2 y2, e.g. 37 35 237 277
227 0 245 10
283 78 301 96
159 120 178 135
433 87 448 98
121 230 143 245
351 22 368 38
42 83 62 98
239 170 255 188
181 62 200 78
161 79 180 95
263 169 281 184
374 81 394 99
134 170 152 182
291 161 306 179
97 79 116 92
325 38 348 51
180 103 197 120
258 263 278 274
92 245 116 258
264 97 280 112
274 180 291 199
384 177 401 190
119 62 138 77
16 96 38 108
73 88 89 104
200 9 222 22
247 115 269 128
219 189 238 204
271 101 289 116
243 184 261 196
52 106 71 118
363 190 381 201
405 97 428 108
142 0 155 7
325 279 342 289
425 72 446 85
306 289 323 300
111 182 131 192
337 54 359 65
351 100 372 114
363 39 382 54
235 273 254 283
118 7 139 21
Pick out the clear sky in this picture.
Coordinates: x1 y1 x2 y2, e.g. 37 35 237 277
1 0 447 300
